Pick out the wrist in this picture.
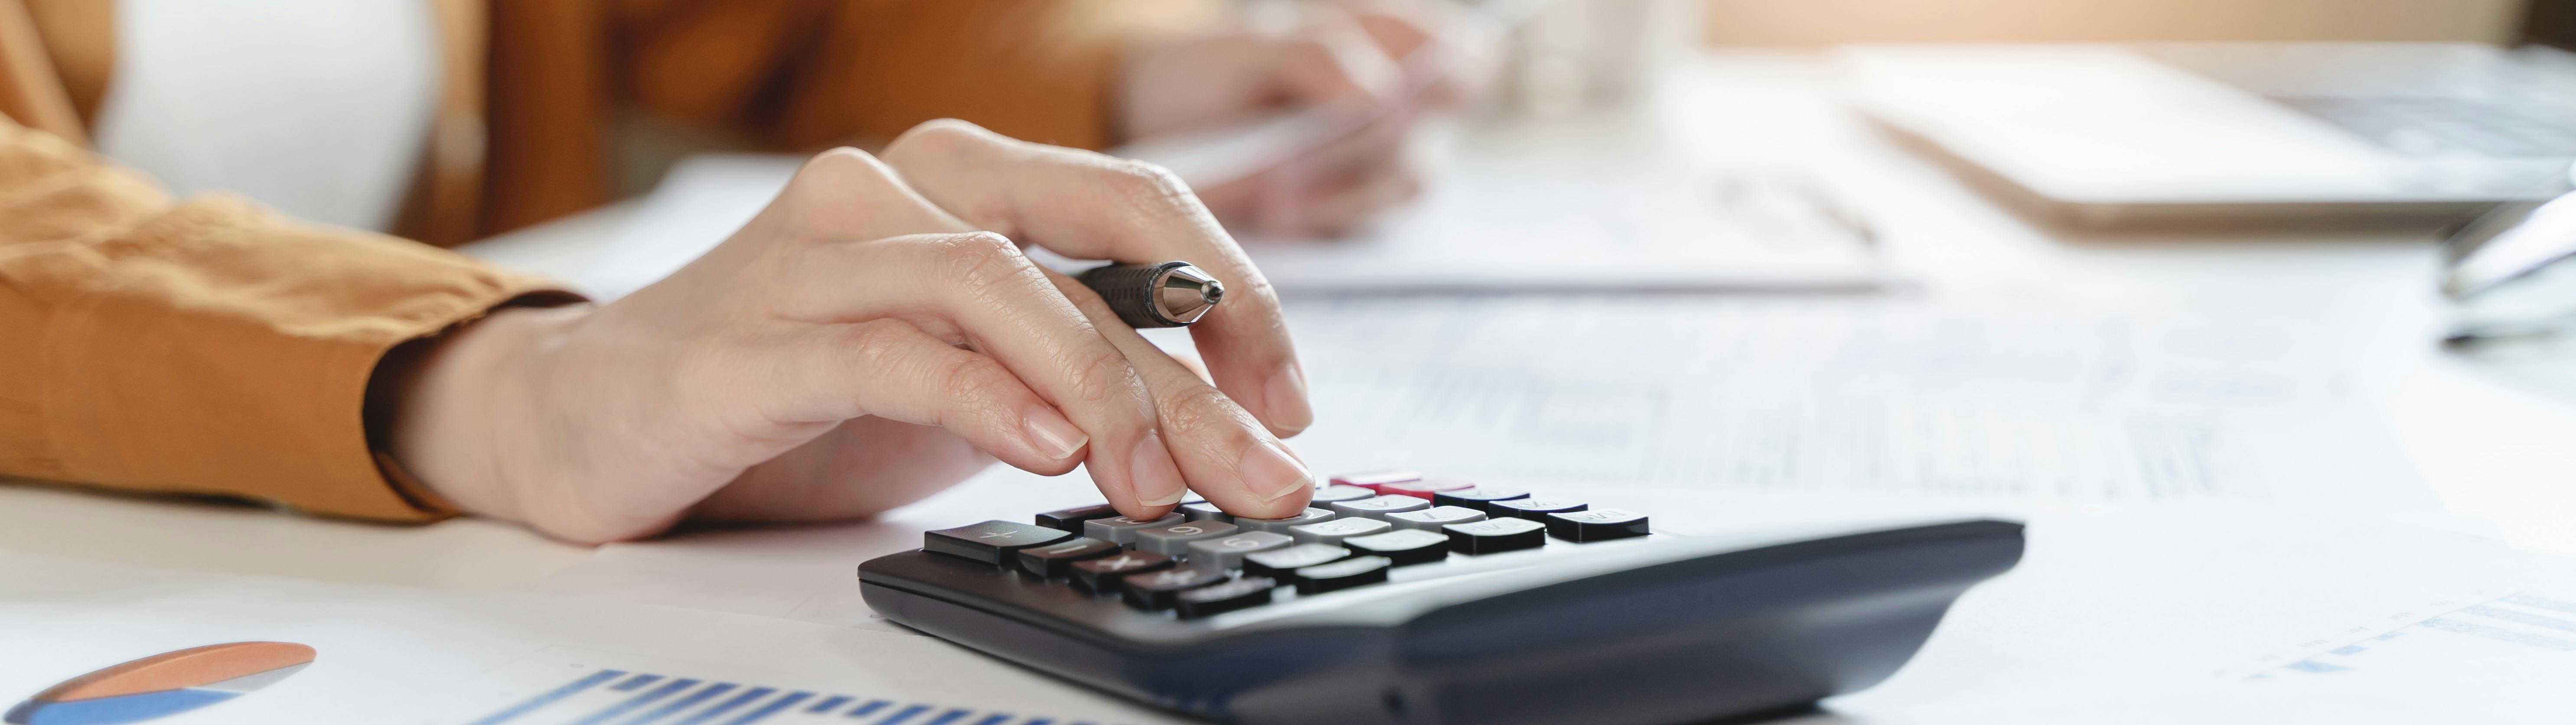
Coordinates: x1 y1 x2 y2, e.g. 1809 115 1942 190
383 302 591 526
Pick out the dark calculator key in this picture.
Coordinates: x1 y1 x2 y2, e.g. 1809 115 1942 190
1444 517 1548 555
1330 495 1430 520
1234 507 1336 534
1179 501 1232 522
1547 508 1651 542
1491 497 1588 521
1433 486 1531 512
1294 556 1393 595
1034 504 1123 532
1084 513 1185 546
1288 517 1392 545
1242 543 1352 580
1122 566 1228 610
1378 478 1474 500
1134 520 1240 556
1386 505 1487 531
1174 577 1277 619
1069 550 1174 595
1309 485 1379 504
1343 529 1449 566
1187 531 1295 571
1327 471 1421 492
924 520 1074 566
1016 537 1121 579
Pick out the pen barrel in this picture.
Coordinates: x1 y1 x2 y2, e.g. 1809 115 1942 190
1080 262 1188 328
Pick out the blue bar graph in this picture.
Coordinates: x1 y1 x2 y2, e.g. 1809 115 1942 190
469 668 1126 725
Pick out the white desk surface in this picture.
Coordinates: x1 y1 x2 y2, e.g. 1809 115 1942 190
7 51 2573 592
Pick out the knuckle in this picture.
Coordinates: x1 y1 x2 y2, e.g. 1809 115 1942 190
888 119 989 156
1153 384 1239 439
1098 159 1195 206
1061 346 1137 406
936 353 1015 410
930 232 1037 293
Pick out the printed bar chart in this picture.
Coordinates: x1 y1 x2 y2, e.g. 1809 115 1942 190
472 669 1108 725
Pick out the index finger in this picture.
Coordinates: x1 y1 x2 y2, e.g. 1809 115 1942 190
879 120 1314 438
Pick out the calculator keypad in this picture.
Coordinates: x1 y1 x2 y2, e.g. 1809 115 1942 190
922 474 1658 618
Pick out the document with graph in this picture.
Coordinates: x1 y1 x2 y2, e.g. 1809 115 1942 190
0 554 1177 725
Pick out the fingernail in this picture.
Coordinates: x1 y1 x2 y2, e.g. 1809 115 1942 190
1021 406 1087 461
1265 362 1314 433
1239 438 1314 504
1129 432 1188 507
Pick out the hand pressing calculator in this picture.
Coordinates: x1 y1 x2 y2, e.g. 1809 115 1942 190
858 472 2023 725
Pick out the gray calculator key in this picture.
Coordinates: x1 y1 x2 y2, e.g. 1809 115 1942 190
1179 501 1233 522
1234 508 1336 533
924 520 1075 566
1187 530 1295 570
1243 543 1352 579
1344 528 1449 566
1310 484 1379 504
1084 513 1185 546
1329 495 1430 520
1135 520 1241 556
1288 517 1392 545
1385 505 1487 531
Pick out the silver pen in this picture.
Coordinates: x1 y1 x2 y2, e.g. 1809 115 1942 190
1077 261 1225 328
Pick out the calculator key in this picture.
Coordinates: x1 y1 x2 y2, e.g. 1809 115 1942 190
1490 497 1588 521
1242 544 1352 580
1135 520 1241 556
1084 513 1185 546
1288 517 1393 545
1187 531 1295 571
1433 486 1531 512
1343 529 1449 566
1546 508 1651 542
1234 508 1337 534
1310 485 1379 504
1443 517 1548 554
1378 478 1475 500
1294 556 1393 595
1328 471 1422 492
1016 537 1121 579
1179 501 1233 523
1385 505 1487 531
1122 566 1228 610
1070 551 1174 595
1174 577 1277 619
1329 495 1431 520
1034 504 1123 532
923 520 1074 566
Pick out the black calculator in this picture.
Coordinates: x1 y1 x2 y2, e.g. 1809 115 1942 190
858 472 2023 725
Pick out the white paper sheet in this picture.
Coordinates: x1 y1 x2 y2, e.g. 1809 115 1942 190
1806 506 2576 724
0 553 1179 725
1273 296 2440 512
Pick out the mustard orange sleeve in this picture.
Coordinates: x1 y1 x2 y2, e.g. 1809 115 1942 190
618 0 1212 151
0 118 578 521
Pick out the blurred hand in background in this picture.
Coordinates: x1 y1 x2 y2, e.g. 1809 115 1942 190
1118 1 1494 238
